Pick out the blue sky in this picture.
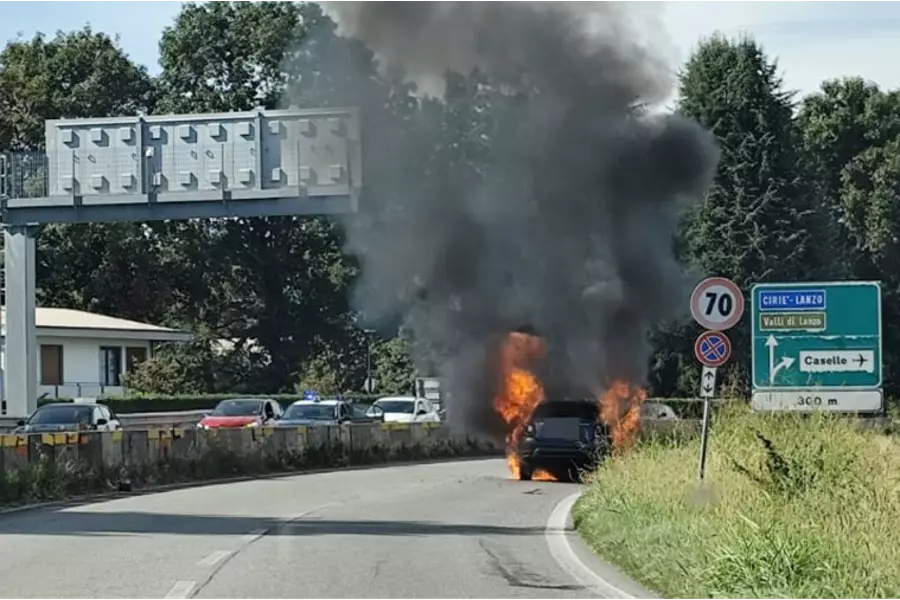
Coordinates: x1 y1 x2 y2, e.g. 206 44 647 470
1 1 898 102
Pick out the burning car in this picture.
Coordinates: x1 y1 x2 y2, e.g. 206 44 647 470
492 330 646 482
515 396 611 481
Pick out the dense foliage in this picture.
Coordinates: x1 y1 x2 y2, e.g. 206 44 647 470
0 3 897 399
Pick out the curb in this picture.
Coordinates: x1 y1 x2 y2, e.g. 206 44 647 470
546 492 658 599
0 451 503 518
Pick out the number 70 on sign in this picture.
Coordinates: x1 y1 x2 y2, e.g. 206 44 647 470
690 277 745 331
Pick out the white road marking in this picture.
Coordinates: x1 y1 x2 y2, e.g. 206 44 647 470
163 580 196 599
545 492 638 599
239 528 267 544
198 550 233 568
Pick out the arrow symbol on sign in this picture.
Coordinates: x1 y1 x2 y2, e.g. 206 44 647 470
765 335 778 384
766 336 796 384
772 356 795 382
704 371 715 381
703 385 713 394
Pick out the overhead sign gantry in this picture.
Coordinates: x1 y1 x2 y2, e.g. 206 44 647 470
1 106 362 418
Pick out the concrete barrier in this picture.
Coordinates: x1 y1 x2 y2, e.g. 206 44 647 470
0 423 503 506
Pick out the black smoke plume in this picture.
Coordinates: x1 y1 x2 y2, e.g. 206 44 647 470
325 2 719 438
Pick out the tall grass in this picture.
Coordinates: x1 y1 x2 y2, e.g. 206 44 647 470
573 405 900 598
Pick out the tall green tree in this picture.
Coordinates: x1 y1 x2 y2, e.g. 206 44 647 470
0 27 155 151
795 78 900 279
0 28 178 323
155 1 402 392
675 35 820 395
795 79 900 396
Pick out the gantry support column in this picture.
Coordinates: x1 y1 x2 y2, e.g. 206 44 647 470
3 225 37 418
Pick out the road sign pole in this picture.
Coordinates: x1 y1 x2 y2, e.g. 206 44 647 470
689 276 743 482
697 397 712 481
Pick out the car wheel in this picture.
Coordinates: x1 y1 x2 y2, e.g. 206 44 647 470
519 462 533 481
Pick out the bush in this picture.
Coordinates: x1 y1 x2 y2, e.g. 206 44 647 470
573 405 900 598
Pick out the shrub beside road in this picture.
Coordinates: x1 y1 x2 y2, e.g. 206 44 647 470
0 424 501 509
574 406 900 598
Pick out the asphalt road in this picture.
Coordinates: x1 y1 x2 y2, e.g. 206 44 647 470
0 458 652 599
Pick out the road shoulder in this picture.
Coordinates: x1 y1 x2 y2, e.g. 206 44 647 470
546 492 658 599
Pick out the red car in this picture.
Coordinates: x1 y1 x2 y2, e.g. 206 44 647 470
196 398 283 430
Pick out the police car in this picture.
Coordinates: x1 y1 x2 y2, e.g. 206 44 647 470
276 392 384 427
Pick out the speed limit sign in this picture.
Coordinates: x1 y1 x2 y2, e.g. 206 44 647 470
690 277 745 330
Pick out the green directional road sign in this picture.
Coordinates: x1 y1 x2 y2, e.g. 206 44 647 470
751 281 882 411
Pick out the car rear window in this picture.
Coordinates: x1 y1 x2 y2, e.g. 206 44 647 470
532 400 598 420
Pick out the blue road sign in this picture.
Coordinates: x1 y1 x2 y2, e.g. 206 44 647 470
757 288 826 312
695 330 732 368
751 281 883 413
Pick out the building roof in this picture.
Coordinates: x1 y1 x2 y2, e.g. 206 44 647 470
1 307 193 342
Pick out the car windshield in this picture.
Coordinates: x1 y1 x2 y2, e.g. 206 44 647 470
283 404 335 420
375 400 415 414
213 399 263 417
354 404 376 418
29 405 93 425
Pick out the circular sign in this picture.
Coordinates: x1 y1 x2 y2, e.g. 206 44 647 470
690 277 745 330
694 330 732 368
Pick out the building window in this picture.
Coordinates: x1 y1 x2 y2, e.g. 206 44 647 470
40 345 64 386
126 346 148 372
100 346 122 386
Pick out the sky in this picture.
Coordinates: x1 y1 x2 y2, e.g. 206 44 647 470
1 1 898 103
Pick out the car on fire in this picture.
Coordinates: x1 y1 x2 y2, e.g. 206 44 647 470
196 398 283 430
515 396 611 482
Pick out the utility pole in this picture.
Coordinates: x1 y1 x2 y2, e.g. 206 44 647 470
364 329 376 394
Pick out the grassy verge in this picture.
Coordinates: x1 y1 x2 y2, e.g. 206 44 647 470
0 436 498 509
573 406 900 598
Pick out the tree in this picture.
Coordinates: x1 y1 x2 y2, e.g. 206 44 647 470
122 336 264 395
675 35 818 395
0 28 182 323
795 78 900 279
371 336 416 396
0 27 154 151
839 138 900 393
795 79 900 397
154 1 403 392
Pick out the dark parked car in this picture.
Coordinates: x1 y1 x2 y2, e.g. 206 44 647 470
14 401 121 434
516 397 611 481
275 399 385 427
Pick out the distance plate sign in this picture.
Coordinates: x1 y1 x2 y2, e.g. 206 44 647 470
690 277 745 331
695 330 732 368
751 390 883 413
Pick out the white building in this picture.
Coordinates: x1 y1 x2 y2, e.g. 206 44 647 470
1 307 192 399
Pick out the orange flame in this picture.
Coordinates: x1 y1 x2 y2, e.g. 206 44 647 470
493 332 547 479
599 380 648 451
492 332 647 479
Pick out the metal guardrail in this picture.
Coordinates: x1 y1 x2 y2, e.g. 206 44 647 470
0 398 706 433
0 410 210 432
